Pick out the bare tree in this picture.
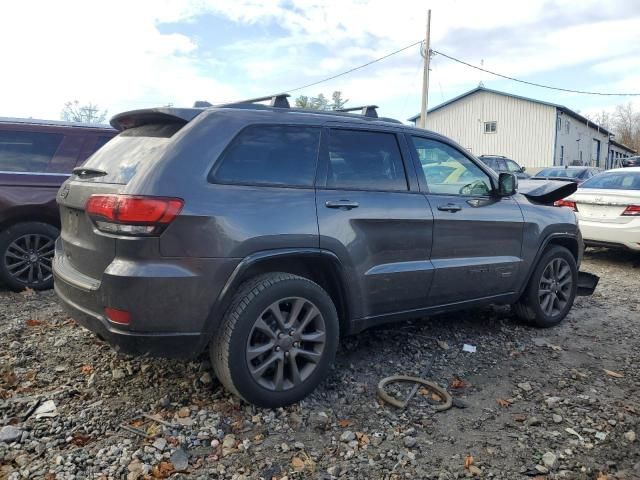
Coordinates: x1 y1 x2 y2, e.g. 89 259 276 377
61 100 108 124
587 110 612 131
588 103 640 153
612 103 640 152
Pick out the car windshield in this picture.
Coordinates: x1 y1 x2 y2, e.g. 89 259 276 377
580 171 640 190
535 168 583 178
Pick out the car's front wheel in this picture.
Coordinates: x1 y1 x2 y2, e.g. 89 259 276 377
0 222 58 291
514 245 578 327
211 272 339 407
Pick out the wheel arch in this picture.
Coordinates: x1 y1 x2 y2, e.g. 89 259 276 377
0 208 61 232
519 233 581 297
202 248 353 344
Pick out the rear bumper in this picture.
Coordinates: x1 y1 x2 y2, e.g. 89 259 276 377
54 282 202 357
579 219 640 251
52 240 240 358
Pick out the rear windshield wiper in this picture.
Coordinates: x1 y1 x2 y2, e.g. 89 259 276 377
72 167 108 178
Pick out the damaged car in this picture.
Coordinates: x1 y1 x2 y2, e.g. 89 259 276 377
53 95 597 407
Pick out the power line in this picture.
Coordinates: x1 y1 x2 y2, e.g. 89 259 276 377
432 49 640 97
282 40 423 94
279 37 640 98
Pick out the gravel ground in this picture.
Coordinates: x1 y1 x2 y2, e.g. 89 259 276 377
1 249 639 480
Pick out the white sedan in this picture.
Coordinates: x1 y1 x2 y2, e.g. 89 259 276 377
556 167 640 251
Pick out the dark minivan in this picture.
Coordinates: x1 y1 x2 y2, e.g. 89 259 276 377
0 117 115 290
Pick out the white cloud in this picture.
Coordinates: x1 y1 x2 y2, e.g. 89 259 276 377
1 0 639 122
0 0 239 120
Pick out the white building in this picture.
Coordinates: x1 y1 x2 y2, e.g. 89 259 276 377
408 87 635 169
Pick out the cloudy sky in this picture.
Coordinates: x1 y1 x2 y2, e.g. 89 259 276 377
1 0 639 124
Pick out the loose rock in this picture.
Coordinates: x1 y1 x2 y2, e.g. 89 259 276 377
170 448 189 471
0 426 22 443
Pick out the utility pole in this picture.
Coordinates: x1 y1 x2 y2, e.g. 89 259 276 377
419 10 431 129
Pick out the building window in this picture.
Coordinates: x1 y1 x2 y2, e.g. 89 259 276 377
579 151 583 163
484 121 497 134
560 146 564 165
557 118 562 131
565 121 570 134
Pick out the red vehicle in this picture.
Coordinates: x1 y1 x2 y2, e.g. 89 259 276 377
0 117 116 290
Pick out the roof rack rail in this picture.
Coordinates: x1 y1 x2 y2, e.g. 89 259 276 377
335 105 379 118
224 93 291 109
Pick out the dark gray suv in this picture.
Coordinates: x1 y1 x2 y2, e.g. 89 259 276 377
54 94 595 407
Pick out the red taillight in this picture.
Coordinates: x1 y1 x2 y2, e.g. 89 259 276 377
554 199 577 211
85 195 183 235
105 307 131 325
622 205 640 216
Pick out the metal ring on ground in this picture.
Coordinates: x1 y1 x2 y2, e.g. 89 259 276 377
377 375 453 411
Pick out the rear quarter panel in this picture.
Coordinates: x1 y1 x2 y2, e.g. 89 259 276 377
516 193 580 287
123 109 322 259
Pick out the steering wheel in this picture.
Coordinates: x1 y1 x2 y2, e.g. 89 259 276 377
459 180 489 196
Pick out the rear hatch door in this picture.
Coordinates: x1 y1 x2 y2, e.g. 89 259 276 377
57 110 198 280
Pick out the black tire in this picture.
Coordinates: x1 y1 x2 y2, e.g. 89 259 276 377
514 245 578 328
0 222 59 291
210 272 339 408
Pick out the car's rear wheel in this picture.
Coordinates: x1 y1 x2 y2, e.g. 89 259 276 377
211 272 339 407
514 245 577 327
0 222 58 291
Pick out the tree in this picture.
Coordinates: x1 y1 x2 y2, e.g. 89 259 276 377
587 110 612 131
294 91 348 111
612 102 640 152
587 103 640 153
331 91 348 110
61 100 108 124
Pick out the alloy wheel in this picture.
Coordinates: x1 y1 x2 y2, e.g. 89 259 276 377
538 257 573 317
246 297 326 391
3 234 55 287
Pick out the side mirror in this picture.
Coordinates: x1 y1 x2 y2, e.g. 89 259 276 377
521 166 526 172
497 172 518 196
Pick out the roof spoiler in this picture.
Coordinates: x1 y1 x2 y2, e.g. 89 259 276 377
110 107 204 131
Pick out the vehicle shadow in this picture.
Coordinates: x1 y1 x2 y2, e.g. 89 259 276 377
584 247 640 268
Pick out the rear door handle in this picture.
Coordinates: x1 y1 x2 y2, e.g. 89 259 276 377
325 200 359 210
437 203 462 212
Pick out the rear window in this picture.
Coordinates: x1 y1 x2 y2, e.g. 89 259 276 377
0 130 63 172
211 125 321 187
79 123 181 184
580 171 640 190
536 168 582 178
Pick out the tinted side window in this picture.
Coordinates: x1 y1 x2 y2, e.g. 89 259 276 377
494 159 507 171
212 125 320 187
505 160 521 172
93 136 113 153
481 158 496 169
0 130 63 172
327 129 407 191
411 137 492 196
